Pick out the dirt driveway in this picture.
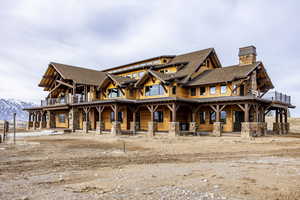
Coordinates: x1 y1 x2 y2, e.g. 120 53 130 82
1 133 300 200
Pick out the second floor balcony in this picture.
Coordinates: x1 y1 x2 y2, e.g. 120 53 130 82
263 91 291 105
41 96 69 106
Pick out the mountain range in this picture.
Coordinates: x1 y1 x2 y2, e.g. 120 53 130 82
0 98 36 121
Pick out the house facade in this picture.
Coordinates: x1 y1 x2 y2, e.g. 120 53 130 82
25 46 295 138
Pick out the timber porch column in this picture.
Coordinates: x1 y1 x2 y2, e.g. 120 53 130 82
167 103 180 137
96 106 105 134
46 111 51 129
83 107 91 133
210 104 226 137
33 112 37 130
27 112 32 130
146 105 158 137
110 104 121 136
129 106 139 135
39 111 44 129
238 103 254 139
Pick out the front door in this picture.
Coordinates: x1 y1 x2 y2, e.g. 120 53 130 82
234 111 244 132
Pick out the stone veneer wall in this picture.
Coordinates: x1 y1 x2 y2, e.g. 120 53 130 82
265 117 300 133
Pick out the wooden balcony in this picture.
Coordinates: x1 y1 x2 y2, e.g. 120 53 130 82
263 91 291 105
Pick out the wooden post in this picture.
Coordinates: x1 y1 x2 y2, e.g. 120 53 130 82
284 109 288 123
279 109 283 123
245 104 249 122
13 113 16 144
275 109 279 123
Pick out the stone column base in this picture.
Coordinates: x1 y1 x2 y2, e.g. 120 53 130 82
96 121 104 134
273 123 279 135
148 122 157 137
130 122 139 135
111 121 121 136
189 122 198 134
241 122 252 139
83 121 88 133
282 123 289 135
169 122 180 137
212 122 222 137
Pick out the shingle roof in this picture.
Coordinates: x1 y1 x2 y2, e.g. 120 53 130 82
149 70 175 81
107 74 137 85
186 62 260 86
170 48 215 79
50 62 106 86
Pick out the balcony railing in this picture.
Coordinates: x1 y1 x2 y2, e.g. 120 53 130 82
263 91 291 105
41 96 69 106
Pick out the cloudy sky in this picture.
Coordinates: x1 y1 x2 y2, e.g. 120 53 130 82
0 0 300 116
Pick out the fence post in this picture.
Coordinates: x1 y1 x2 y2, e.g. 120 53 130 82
13 113 16 144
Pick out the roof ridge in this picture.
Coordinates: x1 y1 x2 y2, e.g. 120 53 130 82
50 62 102 72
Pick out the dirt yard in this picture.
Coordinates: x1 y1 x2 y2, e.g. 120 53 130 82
1 133 300 200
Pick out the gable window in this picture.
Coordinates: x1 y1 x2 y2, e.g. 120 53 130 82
221 85 227 94
172 86 176 95
221 111 227 123
190 88 196 96
108 88 123 98
210 111 216 124
199 112 206 124
200 87 206 96
145 84 165 96
132 73 137 79
110 111 123 122
139 71 145 78
154 111 163 122
58 114 66 123
210 86 216 95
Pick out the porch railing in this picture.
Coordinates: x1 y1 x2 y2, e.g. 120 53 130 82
41 96 69 106
263 91 291 105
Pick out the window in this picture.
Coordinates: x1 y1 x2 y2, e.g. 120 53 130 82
108 88 123 98
145 84 165 96
190 88 196 96
154 111 163 122
172 86 176 95
199 112 206 124
110 111 123 122
210 86 216 94
200 87 206 96
129 89 134 97
221 111 227 123
210 111 216 124
160 70 164 73
58 114 65 123
221 85 227 94
233 84 237 94
139 71 145 78
132 73 137 79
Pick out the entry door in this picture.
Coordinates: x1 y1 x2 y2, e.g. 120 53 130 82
234 111 244 132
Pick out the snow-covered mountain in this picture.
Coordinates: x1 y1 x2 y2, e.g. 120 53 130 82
0 98 36 121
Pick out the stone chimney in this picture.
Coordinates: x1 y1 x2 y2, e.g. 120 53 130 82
238 46 257 65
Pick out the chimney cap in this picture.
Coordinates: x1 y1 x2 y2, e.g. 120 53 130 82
238 45 257 56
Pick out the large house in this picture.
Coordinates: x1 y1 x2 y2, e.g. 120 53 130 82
25 46 295 138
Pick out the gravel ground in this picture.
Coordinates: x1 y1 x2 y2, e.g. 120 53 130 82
0 132 300 200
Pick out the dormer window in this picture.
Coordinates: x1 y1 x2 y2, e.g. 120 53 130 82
145 84 165 96
221 85 227 94
190 88 196 96
108 88 123 98
210 86 216 94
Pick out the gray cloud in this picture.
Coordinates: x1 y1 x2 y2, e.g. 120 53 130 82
0 0 299 116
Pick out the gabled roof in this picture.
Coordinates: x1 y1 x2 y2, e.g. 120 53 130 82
170 48 221 82
134 70 175 87
40 62 107 86
186 62 261 86
99 73 137 89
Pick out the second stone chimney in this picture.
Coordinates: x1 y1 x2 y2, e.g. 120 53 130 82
238 45 257 65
